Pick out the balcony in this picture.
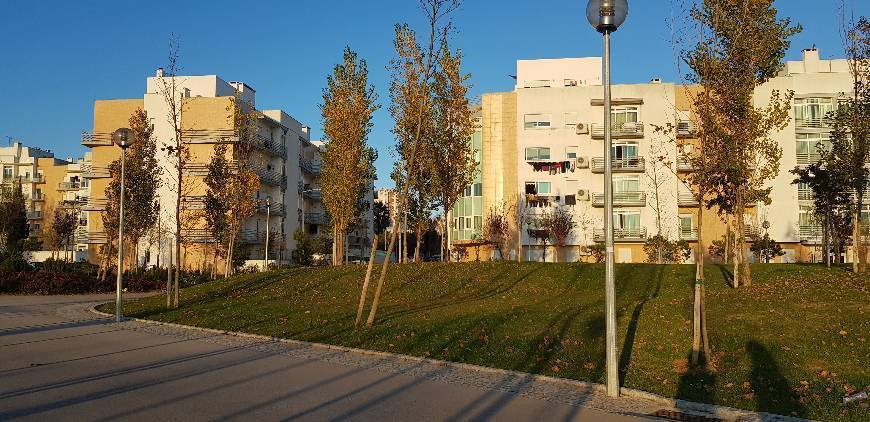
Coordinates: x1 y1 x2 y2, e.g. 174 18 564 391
29 192 45 201
238 229 263 244
180 196 207 210
798 188 813 201
82 197 108 211
304 212 326 225
591 122 644 139
81 131 114 147
677 157 694 172
76 230 108 244
181 162 212 177
254 167 286 187
255 134 287 159
799 225 822 244
592 191 646 207
677 120 698 138
181 129 237 144
20 175 44 183
678 192 699 207
181 229 218 244
590 157 645 173
300 158 322 176
679 228 698 241
303 188 322 201
26 211 42 220
593 227 647 242
58 181 81 191
258 202 286 216
81 164 111 179
795 117 830 130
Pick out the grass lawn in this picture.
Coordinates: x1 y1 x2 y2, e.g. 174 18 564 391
110 263 869 420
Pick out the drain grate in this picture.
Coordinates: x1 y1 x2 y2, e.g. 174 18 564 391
650 409 724 422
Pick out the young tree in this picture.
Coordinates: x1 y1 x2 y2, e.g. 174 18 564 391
832 13 869 271
792 162 853 266
51 208 78 263
156 35 188 307
483 201 514 260
540 207 575 263
646 124 678 264
364 0 461 328
683 0 799 287
428 44 477 261
320 47 380 266
204 145 230 278
0 181 29 254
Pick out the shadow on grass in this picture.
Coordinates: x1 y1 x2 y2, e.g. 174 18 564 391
746 340 806 418
618 265 664 385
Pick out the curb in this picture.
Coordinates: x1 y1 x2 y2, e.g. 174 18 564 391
88 304 808 422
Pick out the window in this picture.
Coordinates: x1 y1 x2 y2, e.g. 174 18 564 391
613 177 640 193
794 98 834 126
524 80 552 88
564 79 578 87
2 166 12 178
524 114 552 129
611 106 639 126
525 181 552 195
525 147 551 161
796 133 831 164
679 215 694 237
566 146 579 160
613 211 641 230
564 112 580 127
613 142 639 159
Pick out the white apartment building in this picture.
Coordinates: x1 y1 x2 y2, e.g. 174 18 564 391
467 48 865 263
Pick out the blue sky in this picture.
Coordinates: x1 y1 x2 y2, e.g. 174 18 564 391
1 0 866 188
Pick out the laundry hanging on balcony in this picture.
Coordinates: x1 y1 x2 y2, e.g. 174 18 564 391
529 161 575 174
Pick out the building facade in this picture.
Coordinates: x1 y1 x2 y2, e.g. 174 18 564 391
468 49 867 263
79 71 327 270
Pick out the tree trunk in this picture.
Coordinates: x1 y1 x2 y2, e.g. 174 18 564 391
731 214 741 289
414 226 422 263
355 236 379 327
823 214 831 267
166 239 172 308
442 204 448 262
853 204 862 273
366 218 400 327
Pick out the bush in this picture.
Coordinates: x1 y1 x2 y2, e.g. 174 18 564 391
583 243 606 263
643 235 692 264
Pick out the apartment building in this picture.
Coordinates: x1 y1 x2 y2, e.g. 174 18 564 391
0 141 92 259
79 71 328 270
464 49 865 263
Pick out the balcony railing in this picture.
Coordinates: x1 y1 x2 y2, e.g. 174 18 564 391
81 164 111 179
678 192 699 207
20 175 45 183
81 131 114 146
677 120 698 137
593 227 647 242
76 230 108 244
58 181 81 191
180 196 207 210
798 188 814 201
258 202 286 216
304 212 326 225
799 225 823 244
180 229 218 244
26 211 42 220
591 122 644 139
303 189 322 201
238 229 263 244
795 117 830 129
300 158 323 176
680 228 698 241
254 167 286 187
82 197 108 211
590 157 645 173
677 157 694 172
592 191 647 207
255 134 287 159
29 192 45 201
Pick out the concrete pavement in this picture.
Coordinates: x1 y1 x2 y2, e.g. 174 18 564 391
0 295 679 421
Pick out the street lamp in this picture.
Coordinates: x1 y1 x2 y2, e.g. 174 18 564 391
263 196 272 271
112 127 134 323
587 0 628 398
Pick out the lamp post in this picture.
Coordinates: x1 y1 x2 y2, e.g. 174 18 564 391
264 196 272 271
587 0 628 398
112 127 135 323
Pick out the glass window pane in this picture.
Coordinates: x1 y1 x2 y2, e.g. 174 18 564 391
538 182 551 194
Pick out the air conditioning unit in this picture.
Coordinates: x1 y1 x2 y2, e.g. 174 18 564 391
577 189 590 200
575 122 589 135
576 156 590 168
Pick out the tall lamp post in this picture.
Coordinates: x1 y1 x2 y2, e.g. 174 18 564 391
263 196 272 271
112 128 135 323
587 0 628 398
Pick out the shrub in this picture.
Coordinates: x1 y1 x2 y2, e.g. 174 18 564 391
643 235 692 264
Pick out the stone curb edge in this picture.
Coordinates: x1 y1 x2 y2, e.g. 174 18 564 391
88 304 808 422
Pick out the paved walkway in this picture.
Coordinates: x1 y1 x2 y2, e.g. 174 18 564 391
0 295 689 421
